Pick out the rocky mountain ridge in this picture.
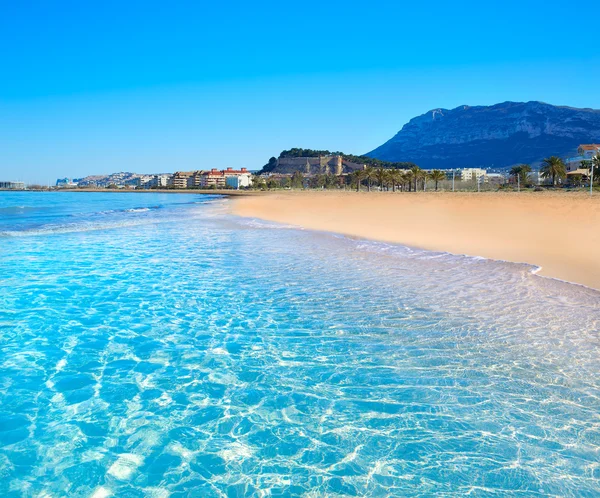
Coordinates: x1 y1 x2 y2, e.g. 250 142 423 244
367 101 600 169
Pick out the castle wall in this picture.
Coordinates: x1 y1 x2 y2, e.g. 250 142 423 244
275 155 356 175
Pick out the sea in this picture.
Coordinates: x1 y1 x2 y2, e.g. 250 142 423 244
1 191 599 497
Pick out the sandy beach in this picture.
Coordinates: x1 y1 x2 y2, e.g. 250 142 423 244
233 191 600 290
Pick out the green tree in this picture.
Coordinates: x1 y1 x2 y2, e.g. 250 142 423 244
388 169 401 192
429 170 446 191
262 157 278 173
540 156 567 186
510 164 532 186
252 175 266 189
405 170 414 192
570 174 584 187
291 171 304 189
375 168 387 191
352 169 365 192
313 174 326 189
364 166 375 192
410 166 424 191
592 154 600 184
324 173 337 189
400 171 411 192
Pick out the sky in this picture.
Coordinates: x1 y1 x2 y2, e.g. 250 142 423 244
1 0 599 184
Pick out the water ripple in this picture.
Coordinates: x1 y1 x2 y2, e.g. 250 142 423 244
0 192 599 496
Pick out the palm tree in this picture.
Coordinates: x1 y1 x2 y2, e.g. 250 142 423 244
364 166 375 192
352 169 365 192
375 168 387 191
509 165 522 184
404 170 414 192
429 170 446 191
410 166 423 192
389 169 402 192
540 156 567 186
402 170 413 192
418 170 427 191
510 164 532 187
592 153 600 185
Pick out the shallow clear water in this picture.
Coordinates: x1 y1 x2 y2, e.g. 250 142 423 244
1 191 599 497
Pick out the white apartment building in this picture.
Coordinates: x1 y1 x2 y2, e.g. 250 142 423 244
226 174 252 189
460 168 487 182
0 181 25 190
147 174 170 188
566 144 600 176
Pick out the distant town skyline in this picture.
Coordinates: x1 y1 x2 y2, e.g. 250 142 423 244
1 0 600 184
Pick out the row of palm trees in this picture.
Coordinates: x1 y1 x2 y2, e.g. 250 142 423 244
510 154 600 186
351 166 447 192
255 153 600 192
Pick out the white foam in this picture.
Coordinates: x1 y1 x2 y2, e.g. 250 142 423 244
55 359 67 372
155 392 173 406
106 453 144 480
210 347 229 355
218 442 254 462
168 442 195 461
90 486 112 498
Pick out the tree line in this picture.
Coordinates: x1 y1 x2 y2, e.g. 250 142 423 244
252 167 449 192
510 153 600 186
257 152 600 191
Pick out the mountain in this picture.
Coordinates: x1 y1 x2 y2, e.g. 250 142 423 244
367 101 600 169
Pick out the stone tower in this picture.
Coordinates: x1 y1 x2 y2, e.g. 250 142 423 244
334 155 343 176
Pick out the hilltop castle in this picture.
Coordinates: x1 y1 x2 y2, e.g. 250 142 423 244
274 155 365 175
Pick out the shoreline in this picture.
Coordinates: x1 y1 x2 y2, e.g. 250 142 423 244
1 188 259 196
232 190 600 291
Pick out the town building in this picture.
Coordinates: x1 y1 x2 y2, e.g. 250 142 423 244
137 175 153 187
223 168 252 189
168 170 212 188
55 178 78 188
188 171 205 188
200 169 226 188
485 173 506 184
200 167 251 188
222 167 250 177
565 163 589 176
226 174 252 189
146 174 170 188
170 171 195 189
0 181 26 190
566 144 600 177
460 168 487 182
578 144 600 158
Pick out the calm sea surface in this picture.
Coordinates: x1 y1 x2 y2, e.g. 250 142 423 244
1 192 599 497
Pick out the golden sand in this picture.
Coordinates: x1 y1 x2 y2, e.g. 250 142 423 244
232 191 600 290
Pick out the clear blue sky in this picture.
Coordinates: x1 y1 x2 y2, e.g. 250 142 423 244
1 0 599 183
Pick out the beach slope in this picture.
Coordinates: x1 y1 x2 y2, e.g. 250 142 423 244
233 191 600 290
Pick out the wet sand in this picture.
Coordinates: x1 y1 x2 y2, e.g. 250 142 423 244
232 191 600 290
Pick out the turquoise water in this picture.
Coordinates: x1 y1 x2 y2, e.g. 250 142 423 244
1 192 600 497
